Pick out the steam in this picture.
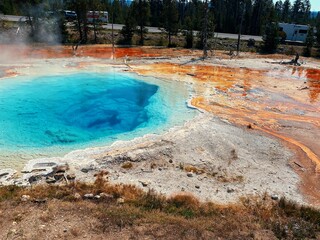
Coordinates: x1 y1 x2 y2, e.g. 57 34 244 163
0 1 65 63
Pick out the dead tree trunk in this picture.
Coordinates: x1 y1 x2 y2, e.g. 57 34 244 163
203 0 209 58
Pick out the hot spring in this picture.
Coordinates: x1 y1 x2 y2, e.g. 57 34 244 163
0 71 196 169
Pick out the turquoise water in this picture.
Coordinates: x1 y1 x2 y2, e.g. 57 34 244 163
0 72 195 167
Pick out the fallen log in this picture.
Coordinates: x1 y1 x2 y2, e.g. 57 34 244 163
269 53 302 66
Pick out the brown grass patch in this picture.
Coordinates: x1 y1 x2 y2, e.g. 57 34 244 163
184 165 205 174
0 177 318 239
216 174 244 183
121 162 133 169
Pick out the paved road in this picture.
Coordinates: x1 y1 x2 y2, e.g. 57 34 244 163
1 14 263 41
105 24 263 41
1 14 29 22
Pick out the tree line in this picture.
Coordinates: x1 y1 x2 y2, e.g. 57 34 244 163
1 0 317 35
1 0 320 54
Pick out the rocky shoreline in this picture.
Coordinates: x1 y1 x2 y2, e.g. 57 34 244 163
0 113 304 205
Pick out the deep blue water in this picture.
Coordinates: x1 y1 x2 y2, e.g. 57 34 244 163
0 72 195 165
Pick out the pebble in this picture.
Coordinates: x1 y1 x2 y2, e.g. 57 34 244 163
46 177 56 184
187 172 193 177
271 194 279 200
140 181 149 187
74 193 81 199
83 193 94 199
227 188 235 193
21 195 31 202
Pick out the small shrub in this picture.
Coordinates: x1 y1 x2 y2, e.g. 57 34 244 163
278 197 299 216
185 31 193 48
167 193 200 211
157 37 166 46
300 206 320 224
285 46 296 56
135 189 166 211
0 185 21 201
97 204 143 232
168 42 177 48
272 222 288 239
247 38 255 47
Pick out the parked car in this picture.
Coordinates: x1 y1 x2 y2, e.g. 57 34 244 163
62 10 77 21
87 11 108 23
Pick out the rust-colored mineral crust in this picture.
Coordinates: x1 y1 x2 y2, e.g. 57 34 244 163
131 61 320 205
1 45 319 204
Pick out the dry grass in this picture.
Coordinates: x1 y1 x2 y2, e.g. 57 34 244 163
121 162 133 169
0 176 319 239
184 165 205 174
216 174 244 183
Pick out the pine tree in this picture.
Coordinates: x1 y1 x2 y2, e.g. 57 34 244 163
281 0 291 22
150 0 163 27
292 0 304 23
67 0 90 43
184 16 193 48
262 22 279 53
251 0 275 35
303 26 314 57
197 0 215 56
302 0 311 24
131 0 150 45
162 0 179 47
213 0 225 32
274 0 283 21
316 12 320 48
91 0 103 43
120 7 137 45
21 1 45 42
243 0 253 34
113 0 124 24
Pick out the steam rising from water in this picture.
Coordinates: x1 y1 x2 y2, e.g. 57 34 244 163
0 2 64 63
